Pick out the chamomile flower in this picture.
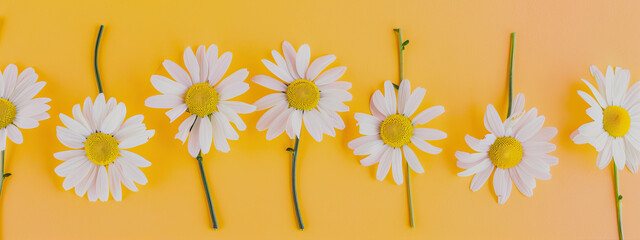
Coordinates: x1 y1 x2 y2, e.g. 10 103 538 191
348 79 446 184
253 41 352 141
456 93 558 204
145 45 256 157
571 65 640 172
54 93 155 201
0 64 50 149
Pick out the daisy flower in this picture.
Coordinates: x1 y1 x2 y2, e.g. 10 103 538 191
571 65 640 171
145 44 254 229
0 64 51 203
252 41 351 230
0 64 50 150
348 79 446 184
253 41 351 141
54 93 155 201
571 65 637 239
145 45 256 157
456 93 558 204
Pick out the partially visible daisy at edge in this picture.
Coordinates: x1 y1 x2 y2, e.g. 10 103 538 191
348 79 446 184
145 45 256 157
456 93 558 204
571 65 640 172
252 41 352 141
0 64 51 202
0 64 50 150
55 93 155 201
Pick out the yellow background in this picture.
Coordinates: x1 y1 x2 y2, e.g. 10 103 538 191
0 0 638 239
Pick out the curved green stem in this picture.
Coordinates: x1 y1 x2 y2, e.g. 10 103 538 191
94 25 104 94
613 163 624 240
197 153 218 229
394 28 414 228
506 32 516 117
291 137 305 230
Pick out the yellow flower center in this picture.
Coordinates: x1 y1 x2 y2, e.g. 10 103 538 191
603 106 630 138
488 137 523 169
85 132 119 166
286 79 320 111
184 83 220 117
0 98 16 129
380 114 414 148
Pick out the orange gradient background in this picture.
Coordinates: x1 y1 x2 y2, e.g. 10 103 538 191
0 0 638 239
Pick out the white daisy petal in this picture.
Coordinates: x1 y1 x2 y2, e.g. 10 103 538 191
270 50 294 83
403 87 426 117
306 55 336 81
582 79 608 108
612 137 626 170
295 44 311 78
282 41 300 79
348 135 381 150
470 165 494 192
53 150 86 161
411 136 442 154
96 165 109 201
165 103 188 123
253 93 286 111
360 148 385 167
150 75 187 95
211 113 231 152
183 46 201 84
187 117 201 157
198 116 213 154
484 104 504 136
2 64 18 98
413 128 447 141
145 95 183 109
412 106 444 125
402 145 424 173
397 79 411 116
217 69 249 91
119 150 151 168
391 148 403 184
314 66 347 86
596 140 613 169
175 115 197 143
383 80 397 115
252 75 287 91
162 59 192 86
196 45 208 83
375 147 393 181
457 158 491 177
108 163 122 201
208 52 232 86
303 109 324 142
371 90 390 116
6 124 22 144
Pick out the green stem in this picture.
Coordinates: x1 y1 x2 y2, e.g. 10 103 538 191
394 28 414 228
0 150 5 202
613 162 624 240
506 32 516 118
291 137 304 230
197 153 218 229
94 25 104 94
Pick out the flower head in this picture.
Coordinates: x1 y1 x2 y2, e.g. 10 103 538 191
0 64 50 149
253 41 352 141
55 93 155 201
571 65 640 172
145 45 256 156
349 79 446 184
456 93 558 204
